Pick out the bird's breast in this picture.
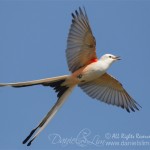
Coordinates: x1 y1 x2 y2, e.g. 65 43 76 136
81 63 105 82
67 62 106 85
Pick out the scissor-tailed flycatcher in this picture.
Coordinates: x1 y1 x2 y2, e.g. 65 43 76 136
0 7 141 146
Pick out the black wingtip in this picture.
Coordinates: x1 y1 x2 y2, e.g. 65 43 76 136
126 102 142 113
22 127 38 144
130 107 135 112
71 13 75 19
133 102 141 111
135 101 142 109
126 108 130 113
75 10 79 16
79 7 82 13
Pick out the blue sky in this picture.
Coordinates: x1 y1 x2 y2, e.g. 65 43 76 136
0 0 150 149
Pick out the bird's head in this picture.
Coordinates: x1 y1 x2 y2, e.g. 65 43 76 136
100 54 121 67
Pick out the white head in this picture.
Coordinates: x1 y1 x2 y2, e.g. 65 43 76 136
100 54 121 67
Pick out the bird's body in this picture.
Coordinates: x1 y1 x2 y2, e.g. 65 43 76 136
67 54 118 85
68 61 103 84
0 7 141 146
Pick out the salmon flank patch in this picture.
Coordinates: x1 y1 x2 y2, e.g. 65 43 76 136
89 58 98 64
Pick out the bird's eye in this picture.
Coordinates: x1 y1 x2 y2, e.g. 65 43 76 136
109 56 112 58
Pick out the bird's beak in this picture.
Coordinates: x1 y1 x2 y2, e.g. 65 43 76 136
114 56 121 60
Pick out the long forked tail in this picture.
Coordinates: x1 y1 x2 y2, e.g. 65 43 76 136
0 75 69 88
0 75 75 146
23 85 75 146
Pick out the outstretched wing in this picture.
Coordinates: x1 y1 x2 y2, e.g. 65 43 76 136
79 73 141 112
66 7 97 73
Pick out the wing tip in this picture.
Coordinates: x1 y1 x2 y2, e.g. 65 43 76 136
71 6 87 21
124 101 141 113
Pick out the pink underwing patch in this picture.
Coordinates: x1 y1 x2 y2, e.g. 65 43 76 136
89 58 98 64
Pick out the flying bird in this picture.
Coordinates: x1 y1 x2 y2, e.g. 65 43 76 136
0 7 141 146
